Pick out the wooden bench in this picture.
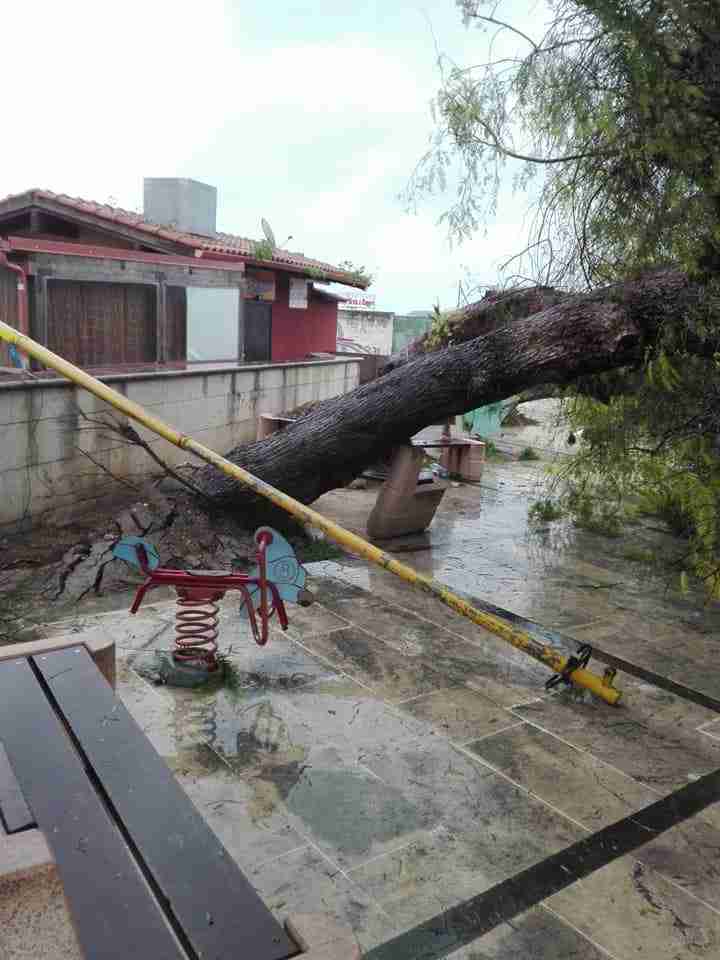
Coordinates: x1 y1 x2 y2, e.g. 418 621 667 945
0 645 298 960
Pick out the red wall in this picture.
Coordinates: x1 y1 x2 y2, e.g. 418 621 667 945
270 273 338 362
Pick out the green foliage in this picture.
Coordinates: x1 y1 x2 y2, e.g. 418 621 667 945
253 239 274 261
529 498 564 522
555 355 720 591
572 498 624 538
408 0 720 285
295 538 345 563
482 439 509 461
306 266 327 281
621 545 656 565
336 260 374 287
519 446 540 461
408 0 720 595
426 301 454 349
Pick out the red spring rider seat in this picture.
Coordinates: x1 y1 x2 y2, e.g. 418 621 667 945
113 527 308 673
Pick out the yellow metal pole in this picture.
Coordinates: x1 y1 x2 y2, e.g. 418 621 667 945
0 320 621 704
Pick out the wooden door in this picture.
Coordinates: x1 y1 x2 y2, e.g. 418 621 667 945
47 280 156 366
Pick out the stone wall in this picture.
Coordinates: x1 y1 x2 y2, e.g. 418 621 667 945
0 359 359 530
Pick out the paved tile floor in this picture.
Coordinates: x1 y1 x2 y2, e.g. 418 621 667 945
40 457 720 958
45 560 719 957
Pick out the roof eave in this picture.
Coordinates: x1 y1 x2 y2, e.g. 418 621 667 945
0 192 194 257
209 254 368 289
0 189 369 288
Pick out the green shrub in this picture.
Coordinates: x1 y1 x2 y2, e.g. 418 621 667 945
529 498 564 522
519 446 540 461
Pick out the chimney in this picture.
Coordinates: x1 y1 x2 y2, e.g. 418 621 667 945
143 177 217 236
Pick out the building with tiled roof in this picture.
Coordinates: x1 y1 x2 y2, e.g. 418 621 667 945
0 179 368 371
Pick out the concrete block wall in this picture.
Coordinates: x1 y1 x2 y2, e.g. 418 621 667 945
0 359 359 530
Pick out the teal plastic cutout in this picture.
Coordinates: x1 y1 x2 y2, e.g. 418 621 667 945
112 536 161 571
239 526 306 616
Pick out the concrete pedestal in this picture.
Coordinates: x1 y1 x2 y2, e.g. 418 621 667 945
439 438 486 481
366 444 448 539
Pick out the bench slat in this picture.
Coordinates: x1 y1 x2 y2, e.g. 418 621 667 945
0 742 35 834
0 656 185 959
34 646 296 960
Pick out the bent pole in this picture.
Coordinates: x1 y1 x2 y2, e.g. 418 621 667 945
0 320 621 705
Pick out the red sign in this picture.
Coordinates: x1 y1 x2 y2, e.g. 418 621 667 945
340 294 376 309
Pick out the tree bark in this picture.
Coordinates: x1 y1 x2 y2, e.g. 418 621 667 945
198 268 699 510
383 285 569 372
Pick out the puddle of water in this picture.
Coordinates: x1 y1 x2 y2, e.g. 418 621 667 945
314 400 720 667
286 767 422 854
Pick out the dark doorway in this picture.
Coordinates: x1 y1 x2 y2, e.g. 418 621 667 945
244 301 272 362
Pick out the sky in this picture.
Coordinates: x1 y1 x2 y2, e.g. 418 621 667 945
2 1 549 313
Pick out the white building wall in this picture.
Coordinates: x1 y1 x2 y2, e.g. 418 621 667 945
337 308 393 355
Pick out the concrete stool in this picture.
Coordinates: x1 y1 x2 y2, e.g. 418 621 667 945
366 444 448 539
439 438 486 482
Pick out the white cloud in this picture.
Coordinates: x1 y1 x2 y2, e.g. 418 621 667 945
295 146 416 228
234 45 428 117
1 0 234 202
0 0 550 313
365 211 532 312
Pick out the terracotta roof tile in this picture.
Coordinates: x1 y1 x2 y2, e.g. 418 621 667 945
0 188 367 287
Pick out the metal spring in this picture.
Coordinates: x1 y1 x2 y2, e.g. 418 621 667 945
174 596 219 667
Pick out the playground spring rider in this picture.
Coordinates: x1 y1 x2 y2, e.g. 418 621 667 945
113 527 309 674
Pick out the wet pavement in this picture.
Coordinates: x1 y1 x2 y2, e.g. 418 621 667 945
36 448 720 959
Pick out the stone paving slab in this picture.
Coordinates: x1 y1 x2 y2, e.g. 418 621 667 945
281 602 352 642
365 904 613 959
350 797 582 931
468 722 720 910
278 675 430 752
108 603 720 959
396 687 517 744
116 658 179 756
572 614 720 703
514 683 720 795
546 856 720 959
299 626 460 702
26 487 719 960
176 767 308 871
420 636 548 708
249 845 392 955
318 596 447 658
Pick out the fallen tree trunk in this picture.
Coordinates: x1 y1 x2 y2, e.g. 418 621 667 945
383 285 569 372
198 268 699 510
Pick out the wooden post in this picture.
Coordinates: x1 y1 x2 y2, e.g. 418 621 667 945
237 283 245 362
155 276 166 364
31 275 49 371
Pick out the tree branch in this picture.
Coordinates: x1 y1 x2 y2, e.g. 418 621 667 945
197 268 698 511
466 12 539 50
462 117 611 165
75 447 142 492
